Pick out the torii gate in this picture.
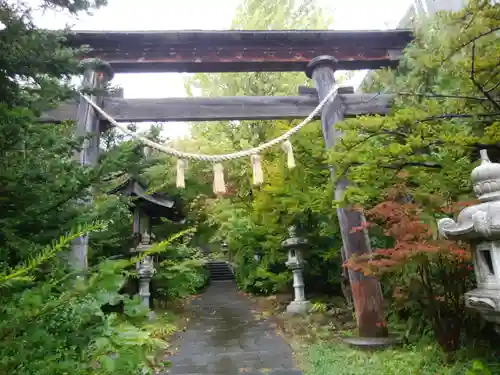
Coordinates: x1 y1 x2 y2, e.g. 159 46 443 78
44 29 413 344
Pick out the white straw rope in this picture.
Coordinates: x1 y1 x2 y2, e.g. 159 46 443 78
80 84 338 162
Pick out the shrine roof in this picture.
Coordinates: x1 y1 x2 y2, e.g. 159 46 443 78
110 178 183 222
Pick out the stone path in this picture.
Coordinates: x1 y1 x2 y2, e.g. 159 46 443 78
164 281 301 375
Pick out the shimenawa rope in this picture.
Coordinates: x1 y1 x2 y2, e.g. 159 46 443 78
79 84 338 192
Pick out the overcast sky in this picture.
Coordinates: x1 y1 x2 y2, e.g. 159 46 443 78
30 0 413 138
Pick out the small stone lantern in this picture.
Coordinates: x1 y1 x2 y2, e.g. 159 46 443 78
282 226 311 315
134 232 155 309
438 150 500 328
221 241 229 257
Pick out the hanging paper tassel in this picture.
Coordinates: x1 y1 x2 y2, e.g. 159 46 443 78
176 159 187 189
251 154 264 186
213 163 226 194
281 139 296 169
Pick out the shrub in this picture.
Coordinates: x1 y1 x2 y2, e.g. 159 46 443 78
0 224 185 375
345 181 476 352
236 265 289 295
152 244 208 301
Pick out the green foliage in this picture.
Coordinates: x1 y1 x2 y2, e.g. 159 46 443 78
0 2 205 374
0 221 106 285
305 341 500 375
152 243 208 300
332 0 499 207
37 0 108 14
467 360 493 375
236 265 289 295
0 225 181 375
309 301 328 314
326 0 500 354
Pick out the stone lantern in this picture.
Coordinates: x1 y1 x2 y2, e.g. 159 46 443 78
438 150 500 328
110 177 183 314
221 241 229 257
282 226 311 315
134 231 155 309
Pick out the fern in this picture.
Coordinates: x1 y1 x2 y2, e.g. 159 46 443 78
310 301 327 314
0 221 107 286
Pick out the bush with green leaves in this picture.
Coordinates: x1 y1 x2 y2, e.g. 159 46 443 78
152 243 208 301
0 223 186 375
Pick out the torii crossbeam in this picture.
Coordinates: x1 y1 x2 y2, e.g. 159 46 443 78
66 29 413 73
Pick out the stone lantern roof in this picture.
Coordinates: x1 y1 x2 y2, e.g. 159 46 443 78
110 177 184 223
438 150 500 241
471 150 500 202
281 226 309 250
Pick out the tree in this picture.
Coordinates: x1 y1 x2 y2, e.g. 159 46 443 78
0 0 133 265
345 177 475 352
0 2 182 374
330 0 499 208
338 0 499 350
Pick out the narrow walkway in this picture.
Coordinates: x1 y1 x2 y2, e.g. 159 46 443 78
164 281 301 375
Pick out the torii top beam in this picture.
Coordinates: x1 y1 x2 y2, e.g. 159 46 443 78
66 29 413 73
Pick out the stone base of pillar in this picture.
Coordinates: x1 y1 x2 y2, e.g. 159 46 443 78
342 335 401 350
147 310 156 321
285 300 311 315
465 288 500 331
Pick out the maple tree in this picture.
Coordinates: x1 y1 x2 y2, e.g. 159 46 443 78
345 177 476 352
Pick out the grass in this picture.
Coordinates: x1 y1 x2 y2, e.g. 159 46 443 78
305 341 476 375
249 294 500 375
303 342 500 375
247 292 500 375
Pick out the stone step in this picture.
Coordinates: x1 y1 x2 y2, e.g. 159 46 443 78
207 268 232 272
208 270 233 274
210 276 235 281
208 275 234 278
207 263 231 267
207 270 234 276
206 261 234 281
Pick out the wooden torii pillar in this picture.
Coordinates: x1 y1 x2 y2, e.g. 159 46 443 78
306 56 388 340
71 59 114 271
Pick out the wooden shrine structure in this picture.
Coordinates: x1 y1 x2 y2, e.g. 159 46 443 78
110 177 182 311
110 177 183 231
54 29 413 342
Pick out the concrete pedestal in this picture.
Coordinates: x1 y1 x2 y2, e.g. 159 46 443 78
286 300 311 315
